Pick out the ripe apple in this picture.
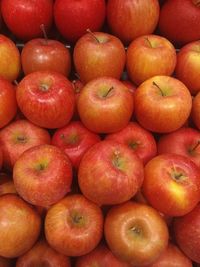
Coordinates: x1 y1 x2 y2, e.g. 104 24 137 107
158 0 200 46
16 239 71 267
107 0 160 45
0 119 51 171
78 140 144 206
54 0 106 43
51 121 101 169
134 75 192 133
1 0 53 41
16 71 75 129
142 153 200 217
45 194 104 257
73 31 126 83
174 203 200 263
104 201 169 266
157 127 200 168
77 77 134 133
0 194 41 258
0 173 17 196
191 91 200 130
13 144 73 207
105 121 157 165
126 34 177 85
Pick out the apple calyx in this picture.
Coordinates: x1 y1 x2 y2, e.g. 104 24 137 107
193 0 200 7
16 135 27 144
86 28 100 43
130 225 143 237
189 140 200 154
39 83 51 92
36 162 48 171
112 150 124 171
60 133 79 145
70 211 84 226
129 140 140 151
170 169 187 183
152 81 166 96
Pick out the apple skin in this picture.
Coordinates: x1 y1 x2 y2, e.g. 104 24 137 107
71 79 84 120
105 121 157 165
0 77 17 129
75 244 131 267
45 194 104 257
0 34 21 82
21 38 71 77
142 153 200 217
157 127 200 168
0 194 41 258
0 119 51 171
126 34 177 86
73 31 126 84
16 239 71 267
107 0 160 45
51 121 101 170
175 41 200 95
174 203 200 263
134 75 192 133
13 144 73 207
104 201 169 266
78 140 144 206
16 71 75 129
0 173 17 196
77 77 134 133
1 0 53 41
192 91 200 130
54 0 106 43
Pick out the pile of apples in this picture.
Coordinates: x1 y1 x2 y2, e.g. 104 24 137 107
1 0 200 266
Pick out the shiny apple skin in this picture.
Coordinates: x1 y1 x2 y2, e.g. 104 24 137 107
142 153 200 217
0 194 41 258
104 201 169 266
192 91 200 130
45 194 104 257
13 144 73 207
16 71 75 129
21 38 71 77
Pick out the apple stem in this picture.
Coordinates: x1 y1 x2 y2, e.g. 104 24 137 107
13 80 19 86
86 28 100 43
103 86 114 98
152 81 164 96
190 140 200 152
145 37 153 48
40 24 48 44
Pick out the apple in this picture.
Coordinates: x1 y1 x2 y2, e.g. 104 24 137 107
0 173 17 196
126 34 177 85
191 90 200 130
158 0 200 46
16 71 75 129
0 119 51 171
51 121 101 170
73 31 126 83
175 41 200 95
105 121 157 165
78 140 144 206
16 239 71 267
13 144 73 207
0 194 41 258
77 77 134 133
45 194 104 257
104 201 169 266
106 0 160 45
157 127 200 168
54 0 106 43
142 153 200 217
121 80 137 95
134 75 192 133
174 203 200 263
75 244 131 267
1 0 53 41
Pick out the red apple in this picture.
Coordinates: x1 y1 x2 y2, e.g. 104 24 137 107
105 121 157 165
78 140 144 206
16 239 71 267
0 119 51 171
158 0 200 46
126 34 177 85
45 194 104 257
13 144 73 207
174 203 200 263
54 0 106 43
191 91 200 130
0 77 17 129
0 194 41 258
134 75 192 133
107 0 160 45
77 77 134 133
0 173 17 196
16 71 75 129
104 201 169 266
1 0 53 41
142 153 200 217
73 31 126 83
51 121 101 169
157 127 200 168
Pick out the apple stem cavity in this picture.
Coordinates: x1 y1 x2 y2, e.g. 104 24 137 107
103 86 114 98
40 24 48 44
17 136 27 143
153 81 165 96
86 28 100 43
145 37 153 48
